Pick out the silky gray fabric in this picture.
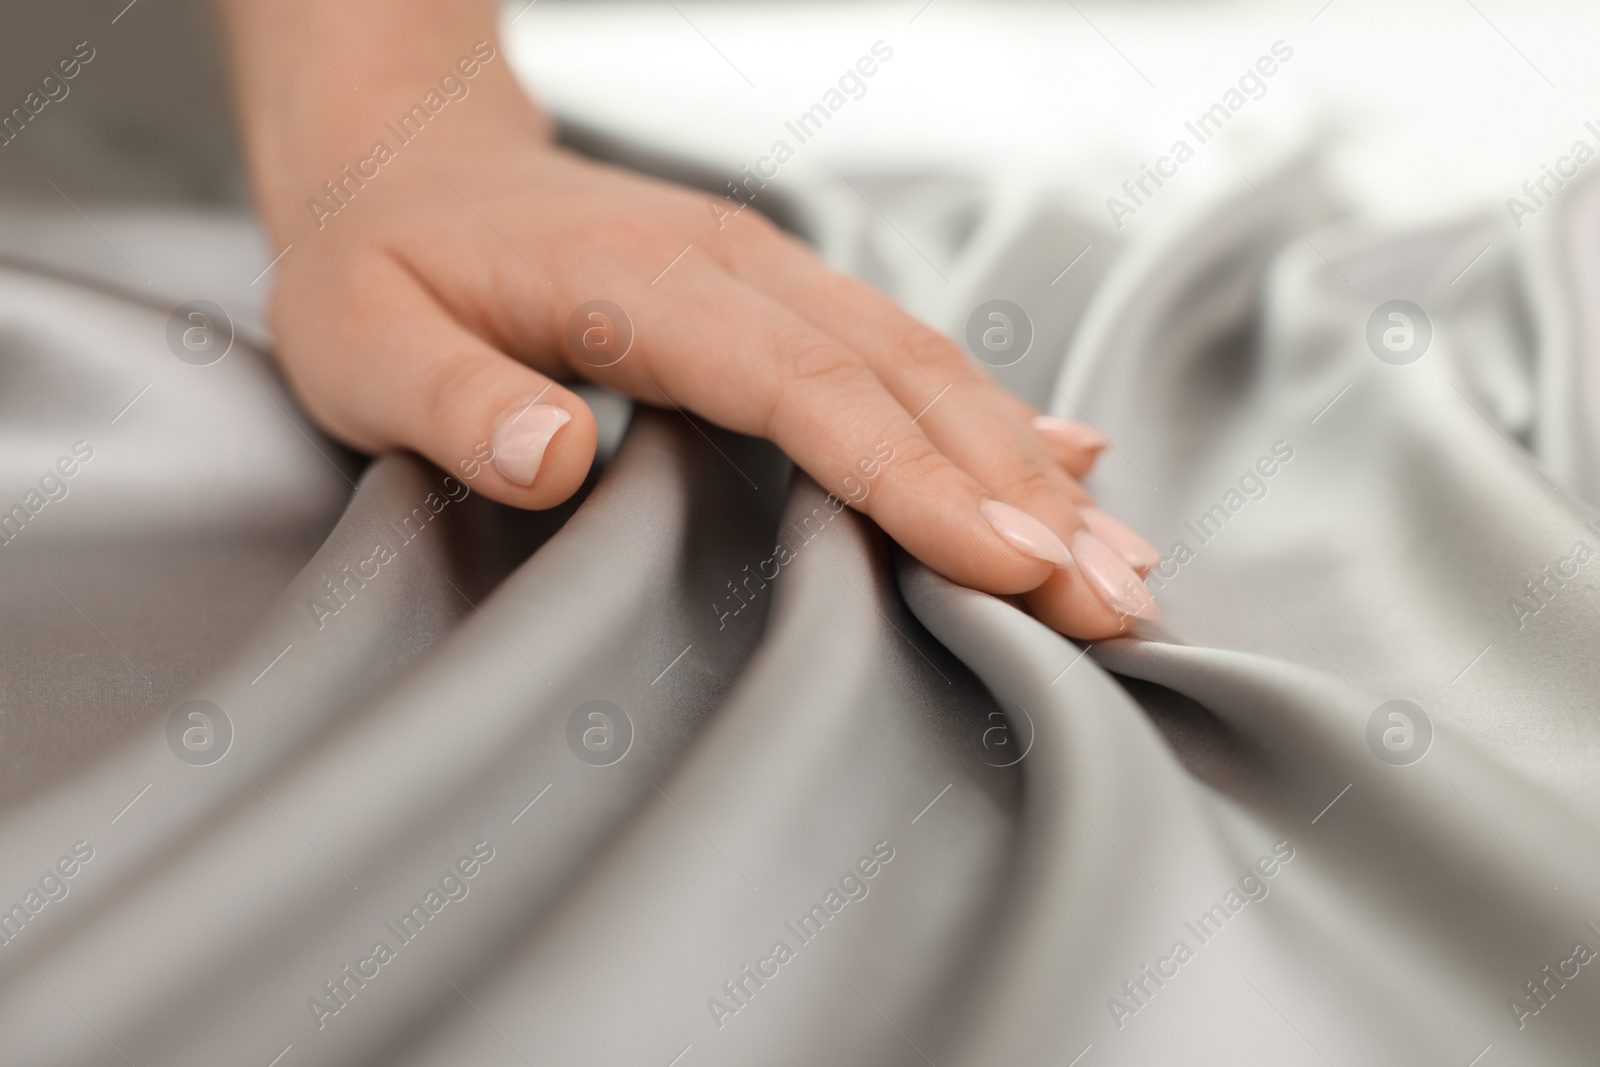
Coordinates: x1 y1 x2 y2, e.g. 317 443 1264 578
2 152 1600 1067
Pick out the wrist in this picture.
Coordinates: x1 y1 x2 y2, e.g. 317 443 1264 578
215 2 553 243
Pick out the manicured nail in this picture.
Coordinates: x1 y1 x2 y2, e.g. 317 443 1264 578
1032 415 1108 453
492 403 572 486
1071 529 1159 620
1081 506 1161 570
980 499 1073 568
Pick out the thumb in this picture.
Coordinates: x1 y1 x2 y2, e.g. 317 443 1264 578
277 266 597 509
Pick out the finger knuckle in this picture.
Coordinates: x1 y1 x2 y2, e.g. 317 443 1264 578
1001 462 1064 507
879 435 949 489
893 322 969 376
773 332 860 390
764 335 863 438
419 352 501 429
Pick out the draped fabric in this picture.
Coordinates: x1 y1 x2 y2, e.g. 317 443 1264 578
2 148 1599 1066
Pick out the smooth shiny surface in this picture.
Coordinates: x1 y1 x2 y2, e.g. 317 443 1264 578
492 403 573 486
1070 528 1159 620
1080 505 1162 571
979 498 1073 569
1032 414 1109 455
1 150 1599 1066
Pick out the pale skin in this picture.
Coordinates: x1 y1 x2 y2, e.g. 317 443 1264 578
214 0 1160 640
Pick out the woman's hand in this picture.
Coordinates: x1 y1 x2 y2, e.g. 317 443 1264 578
216 0 1159 639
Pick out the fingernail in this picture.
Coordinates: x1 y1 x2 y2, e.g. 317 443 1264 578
980 499 1073 568
1032 415 1108 453
492 403 572 486
1071 529 1159 620
1081 506 1161 570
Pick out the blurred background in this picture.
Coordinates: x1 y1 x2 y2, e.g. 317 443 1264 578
1 0 1597 226
0 0 1592 364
